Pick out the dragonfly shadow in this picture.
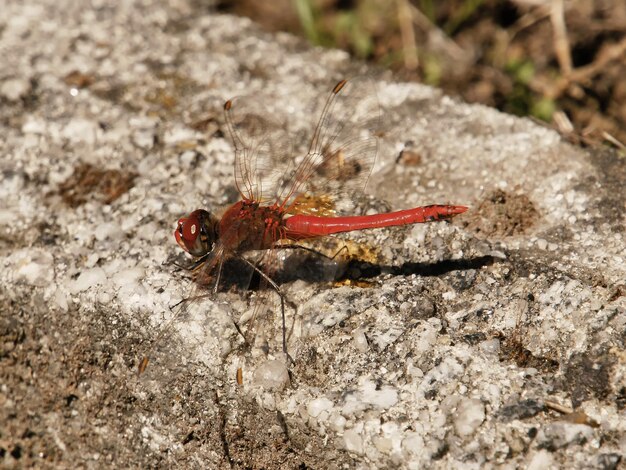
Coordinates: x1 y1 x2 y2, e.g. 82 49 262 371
269 251 497 285
390 255 497 278
170 250 497 293
336 254 497 282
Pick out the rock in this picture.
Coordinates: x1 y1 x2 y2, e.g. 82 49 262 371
1 1 624 468
252 360 290 391
453 397 485 437
499 399 545 421
536 422 595 451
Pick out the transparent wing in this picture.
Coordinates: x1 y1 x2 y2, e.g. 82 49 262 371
279 76 381 215
223 95 294 203
223 77 381 213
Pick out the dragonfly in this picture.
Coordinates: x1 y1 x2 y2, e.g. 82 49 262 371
138 78 467 374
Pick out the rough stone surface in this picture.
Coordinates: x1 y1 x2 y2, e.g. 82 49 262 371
1 1 625 469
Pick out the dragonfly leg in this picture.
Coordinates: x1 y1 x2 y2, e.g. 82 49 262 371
237 255 295 365
213 256 224 294
169 252 210 271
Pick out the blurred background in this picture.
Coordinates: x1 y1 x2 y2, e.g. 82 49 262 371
213 0 626 149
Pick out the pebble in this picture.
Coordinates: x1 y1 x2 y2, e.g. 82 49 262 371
527 449 554 470
22 117 47 134
454 398 485 437
352 328 369 352
0 78 31 101
14 250 54 286
307 397 333 418
536 422 594 450
252 360 289 391
111 267 145 289
360 379 398 409
62 118 99 145
70 267 107 294
94 222 121 241
343 428 363 455
479 339 501 355
499 399 544 421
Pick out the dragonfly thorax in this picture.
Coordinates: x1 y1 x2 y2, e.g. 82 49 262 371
218 200 285 252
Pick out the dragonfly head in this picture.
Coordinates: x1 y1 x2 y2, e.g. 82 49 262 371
174 209 219 257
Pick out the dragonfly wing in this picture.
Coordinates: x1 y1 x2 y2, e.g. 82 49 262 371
224 95 294 203
279 77 381 215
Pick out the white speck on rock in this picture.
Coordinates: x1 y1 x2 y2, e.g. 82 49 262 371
454 397 485 437
359 379 398 410
402 431 424 457
70 267 107 294
54 288 69 312
536 422 594 450
307 397 333 418
163 126 198 145
14 250 54 286
1 78 31 101
527 449 554 470
442 291 456 300
252 360 289 391
329 413 346 432
22 117 47 134
352 328 369 352
111 267 145 290
479 339 500 355
343 428 363 455
94 222 120 242
62 118 100 145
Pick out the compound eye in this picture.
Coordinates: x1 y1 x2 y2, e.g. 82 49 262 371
174 209 216 257
179 217 199 242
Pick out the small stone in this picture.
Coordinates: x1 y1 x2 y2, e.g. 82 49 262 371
372 436 392 454
352 328 369 352
479 338 500 355
413 297 436 318
536 422 594 450
252 360 289 391
594 453 621 470
343 428 363 455
62 118 99 145
360 379 398 409
22 117 47 134
402 431 424 456
454 398 485 437
329 413 346 432
307 397 333 418
15 250 54 286
499 399 544 421
70 267 107 294
527 449 554 470
0 78 31 101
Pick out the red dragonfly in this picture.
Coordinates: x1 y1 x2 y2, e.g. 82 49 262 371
139 78 466 373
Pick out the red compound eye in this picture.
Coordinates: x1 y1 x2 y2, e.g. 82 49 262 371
173 210 216 256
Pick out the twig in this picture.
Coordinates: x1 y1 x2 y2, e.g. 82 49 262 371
544 399 573 414
508 4 551 40
408 2 467 62
550 0 572 77
532 36 626 99
397 0 419 70
602 131 626 150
